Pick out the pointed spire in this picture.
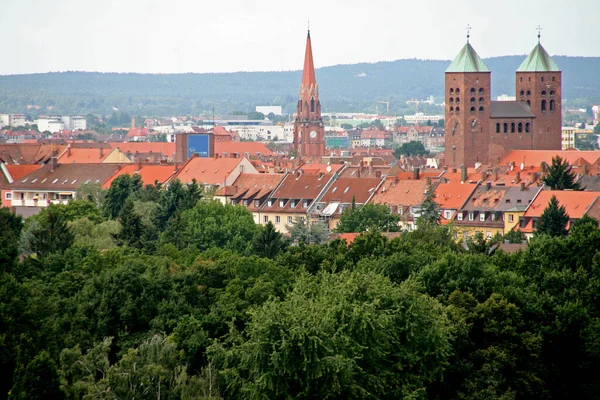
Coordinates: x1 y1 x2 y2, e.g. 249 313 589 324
446 41 490 73
301 29 317 89
517 31 560 72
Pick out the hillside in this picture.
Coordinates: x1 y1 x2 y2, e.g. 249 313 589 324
0 56 598 117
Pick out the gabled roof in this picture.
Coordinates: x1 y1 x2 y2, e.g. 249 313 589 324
500 150 600 168
319 177 382 205
109 142 176 157
446 42 490 73
272 172 332 200
7 164 123 191
524 190 598 219
490 101 535 118
103 164 178 188
58 147 114 164
4 164 43 181
216 142 274 157
517 42 560 72
225 173 284 200
172 156 248 185
371 178 428 206
434 181 478 209
461 184 540 212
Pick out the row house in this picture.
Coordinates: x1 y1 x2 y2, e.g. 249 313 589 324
434 179 478 224
519 190 599 238
359 129 392 148
214 173 285 224
393 126 444 149
58 146 132 164
258 171 334 232
308 176 383 230
453 182 542 240
171 155 257 191
370 178 430 231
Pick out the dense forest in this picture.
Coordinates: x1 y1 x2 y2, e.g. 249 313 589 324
0 56 598 117
3 174 600 399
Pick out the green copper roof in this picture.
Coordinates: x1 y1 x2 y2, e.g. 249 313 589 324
446 42 490 73
517 42 560 72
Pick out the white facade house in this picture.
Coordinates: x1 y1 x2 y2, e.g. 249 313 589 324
60 115 87 130
232 124 294 142
0 114 26 128
403 112 443 124
37 117 64 133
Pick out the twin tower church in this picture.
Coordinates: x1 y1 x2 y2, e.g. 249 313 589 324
293 30 562 167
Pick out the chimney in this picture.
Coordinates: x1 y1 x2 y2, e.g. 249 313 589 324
460 165 467 182
131 116 135 129
509 161 515 171
67 145 72 157
515 171 521 183
49 156 58 172
413 167 420 180
137 158 142 171
100 147 104 158
520 182 525 191
485 181 492 190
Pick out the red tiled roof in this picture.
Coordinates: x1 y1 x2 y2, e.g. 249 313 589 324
371 178 428 206
216 142 274 157
103 164 178 188
500 150 600 168
57 147 112 164
320 177 381 204
434 181 477 209
524 190 599 219
360 129 388 139
172 156 245 185
109 142 176 156
5 164 43 181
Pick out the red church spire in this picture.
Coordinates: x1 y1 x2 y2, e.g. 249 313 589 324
301 30 317 92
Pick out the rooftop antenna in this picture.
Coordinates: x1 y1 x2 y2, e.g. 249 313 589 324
536 25 542 43
466 24 471 42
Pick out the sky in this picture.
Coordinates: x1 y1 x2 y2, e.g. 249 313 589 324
1 0 598 75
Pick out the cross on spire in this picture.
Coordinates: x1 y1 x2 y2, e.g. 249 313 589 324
466 24 471 42
307 19 310 33
536 25 542 42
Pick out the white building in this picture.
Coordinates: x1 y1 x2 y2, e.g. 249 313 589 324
232 123 294 142
37 116 64 133
0 114 26 128
60 115 87 131
256 106 282 116
403 112 443 124
497 94 517 101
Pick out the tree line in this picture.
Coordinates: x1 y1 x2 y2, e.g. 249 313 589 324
2 170 600 399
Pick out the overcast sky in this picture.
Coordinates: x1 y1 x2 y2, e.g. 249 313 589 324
1 0 598 75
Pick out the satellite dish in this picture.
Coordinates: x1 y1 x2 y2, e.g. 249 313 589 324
326 166 332 172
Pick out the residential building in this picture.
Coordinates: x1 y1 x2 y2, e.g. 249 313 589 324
370 178 429 231
0 114 26 128
170 155 257 191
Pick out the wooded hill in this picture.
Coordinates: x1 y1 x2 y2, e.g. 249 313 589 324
0 56 598 117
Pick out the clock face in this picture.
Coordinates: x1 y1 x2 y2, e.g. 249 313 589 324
310 130 318 139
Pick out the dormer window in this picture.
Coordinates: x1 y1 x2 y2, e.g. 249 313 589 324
268 199 273 207
468 212 474 221
291 200 298 208
254 200 260 207
457 212 463 221
480 212 486 222
279 199 285 207
303 200 309 208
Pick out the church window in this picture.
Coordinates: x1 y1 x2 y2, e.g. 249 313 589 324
456 97 460 104
526 90 531 97
455 106 460 112
311 98 315 112
511 123 515 133
449 97 454 103
449 88 454 94
470 97 475 103
518 123 523 133
550 90 555 96
496 123 500 133
470 88 475 94
520 77 523 82
470 106 475 112
520 90 524 97
541 90 547 96
525 123 530 133
449 106 454 112
552 77 555 82
456 88 460 94
479 97 484 103
541 99 547 112
503 123 508 133
550 100 556 111
479 88 484 94
527 100 531 107
541 77 545 82
479 106 484 112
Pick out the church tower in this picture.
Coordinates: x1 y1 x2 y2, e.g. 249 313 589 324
515 31 562 150
293 30 325 159
444 33 491 168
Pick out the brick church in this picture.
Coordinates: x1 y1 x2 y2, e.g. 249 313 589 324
293 30 326 159
444 33 562 168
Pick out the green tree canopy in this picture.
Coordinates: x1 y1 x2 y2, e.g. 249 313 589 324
418 184 441 226
536 195 569 237
394 140 429 158
335 202 400 233
542 156 581 190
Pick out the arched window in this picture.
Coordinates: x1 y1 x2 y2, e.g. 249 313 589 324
541 99 547 111
496 123 500 133
479 106 484 112
456 88 460 94
511 123 515 133
527 100 531 107
528 77 531 82
526 90 531 97
456 98 460 104
550 99 555 111
525 123 530 133
470 106 475 112
449 97 454 103
541 90 547 96
503 123 508 133
455 106 460 112
449 88 454 94
470 88 476 94
479 88 484 94
479 97 484 103
470 97 475 103
518 123 523 133
449 106 454 112
541 77 545 82
550 90 555 96
311 98 315 112
552 77 555 82
520 77 523 82
520 90 524 97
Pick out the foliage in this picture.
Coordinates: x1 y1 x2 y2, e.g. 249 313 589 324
286 217 330 244
252 221 288 259
536 195 569 237
503 229 526 244
29 205 74 258
542 156 581 190
418 184 441 226
335 202 400 233
394 140 429 158
103 174 139 219
0 207 23 272
116 199 144 248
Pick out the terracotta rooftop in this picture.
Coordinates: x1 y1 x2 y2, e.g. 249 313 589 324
5 164 44 181
272 172 332 201
524 190 599 219
434 181 478 210
172 156 248 185
320 177 382 205
461 184 540 212
371 178 429 206
7 163 123 191
103 164 178 188
500 150 600 168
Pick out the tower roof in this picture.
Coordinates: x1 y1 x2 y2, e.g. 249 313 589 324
446 42 490 73
517 42 560 72
301 30 317 88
